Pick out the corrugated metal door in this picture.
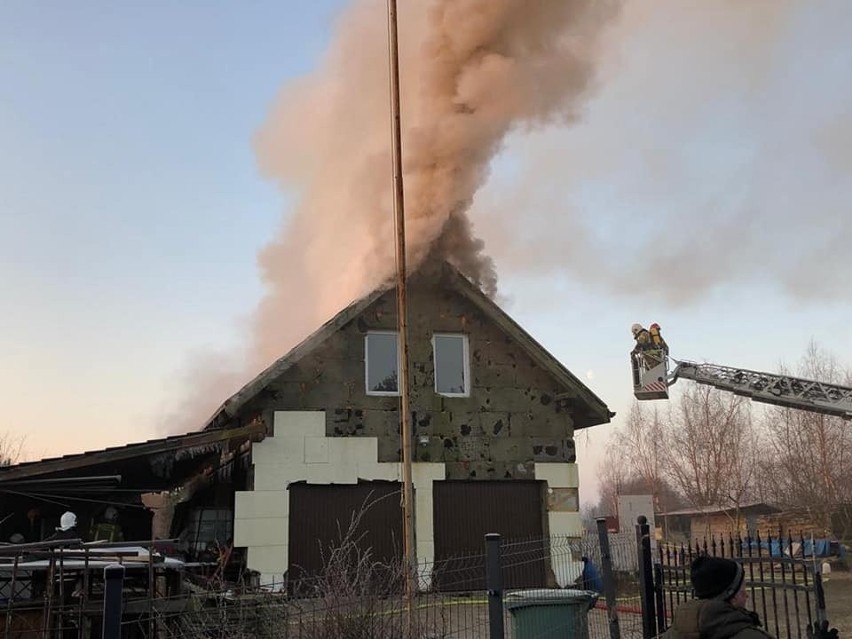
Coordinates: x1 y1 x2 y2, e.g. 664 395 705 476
433 480 546 591
288 481 403 589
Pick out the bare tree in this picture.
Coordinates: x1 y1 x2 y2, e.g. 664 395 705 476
760 342 852 534
594 444 628 517
0 433 24 466
662 385 758 511
593 412 686 518
614 403 667 505
598 386 758 525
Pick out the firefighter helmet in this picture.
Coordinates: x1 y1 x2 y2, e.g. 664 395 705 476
59 512 77 532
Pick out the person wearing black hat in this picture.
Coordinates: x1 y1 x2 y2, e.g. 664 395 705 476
661 555 771 639
664 556 840 639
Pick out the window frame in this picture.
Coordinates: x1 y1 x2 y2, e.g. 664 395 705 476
365 330 401 396
432 333 471 397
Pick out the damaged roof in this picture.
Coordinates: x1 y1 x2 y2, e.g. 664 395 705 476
205 260 613 430
0 422 265 484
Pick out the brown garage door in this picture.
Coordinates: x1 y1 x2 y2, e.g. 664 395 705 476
288 481 403 591
433 480 546 591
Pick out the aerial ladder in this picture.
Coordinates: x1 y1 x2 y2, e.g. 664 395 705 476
631 344 852 420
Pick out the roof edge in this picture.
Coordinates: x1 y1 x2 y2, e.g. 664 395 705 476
439 265 612 428
202 260 612 432
202 284 392 430
0 422 266 482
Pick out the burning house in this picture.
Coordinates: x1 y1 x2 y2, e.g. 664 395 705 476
0 260 612 595
0 2 625 625
216 260 612 589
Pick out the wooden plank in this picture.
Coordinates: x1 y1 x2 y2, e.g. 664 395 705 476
0 422 265 482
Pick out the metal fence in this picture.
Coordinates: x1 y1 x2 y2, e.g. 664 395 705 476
148 534 611 638
580 531 639 574
151 527 646 639
0 539 183 638
645 523 830 639
0 523 650 638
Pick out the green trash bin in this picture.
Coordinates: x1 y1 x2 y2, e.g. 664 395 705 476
504 589 597 639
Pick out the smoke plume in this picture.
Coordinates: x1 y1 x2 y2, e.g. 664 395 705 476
163 0 622 431
471 0 852 305
251 0 620 366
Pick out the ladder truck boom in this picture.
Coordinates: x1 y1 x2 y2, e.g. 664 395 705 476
671 360 852 419
630 333 852 419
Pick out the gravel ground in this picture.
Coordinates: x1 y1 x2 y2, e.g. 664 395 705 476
822 570 852 636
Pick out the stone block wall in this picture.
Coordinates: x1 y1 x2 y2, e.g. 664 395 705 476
239 272 578 481
235 411 583 587
233 411 445 587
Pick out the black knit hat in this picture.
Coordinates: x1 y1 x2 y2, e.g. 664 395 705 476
690 556 745 600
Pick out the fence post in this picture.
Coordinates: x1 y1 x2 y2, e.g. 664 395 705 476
814 569 827 625
485 533 505 639
636 515 657 639
103 564 125 639
654 562 666 632
596 518 621 639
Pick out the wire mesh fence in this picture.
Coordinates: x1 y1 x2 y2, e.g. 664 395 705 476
150 534 647 639
0 532 837 638
580 531 639 574
0 527 650 638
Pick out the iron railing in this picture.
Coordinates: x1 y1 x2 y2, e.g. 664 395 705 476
652 529 829 639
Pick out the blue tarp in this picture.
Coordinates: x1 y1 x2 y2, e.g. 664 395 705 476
799 539 831 557
742 538 834 558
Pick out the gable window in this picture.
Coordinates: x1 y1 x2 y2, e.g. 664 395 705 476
365 331 400 395
433 334 470 396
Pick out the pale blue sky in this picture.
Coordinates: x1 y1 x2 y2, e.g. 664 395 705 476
2 1 850 502
1 1 346 453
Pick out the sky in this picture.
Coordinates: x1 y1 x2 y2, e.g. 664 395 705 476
1 0 850 505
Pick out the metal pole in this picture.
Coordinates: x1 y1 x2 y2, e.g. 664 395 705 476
79 548 90 639
102 564 125 639
814 569 827 625
596 518 621 639
654 562 666 632
148 544 155 637
386 0 417 608
636 515 657 639
42 553 55 636
485 533 505 639
5 553 18 636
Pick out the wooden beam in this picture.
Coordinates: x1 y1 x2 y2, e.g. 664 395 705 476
0 422 265 482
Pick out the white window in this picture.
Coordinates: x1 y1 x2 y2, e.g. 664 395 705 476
433 334 470 396
365 331 400 395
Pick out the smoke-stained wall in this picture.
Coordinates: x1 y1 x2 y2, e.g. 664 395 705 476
236 270 580 481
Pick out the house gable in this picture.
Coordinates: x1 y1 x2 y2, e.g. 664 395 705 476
214 261 611 481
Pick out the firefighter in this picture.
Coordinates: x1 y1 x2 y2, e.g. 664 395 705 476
91 506 124 542
631 324 651 384
631 323 652 353
649 322 669 354
44 511 80 542
631 323 661 371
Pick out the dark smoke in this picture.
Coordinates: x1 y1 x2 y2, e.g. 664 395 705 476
165 0 622 432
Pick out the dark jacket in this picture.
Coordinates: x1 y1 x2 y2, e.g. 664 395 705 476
661 599 774 639
44 527 79 543
632 329 652 353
